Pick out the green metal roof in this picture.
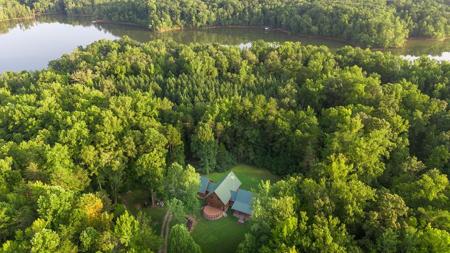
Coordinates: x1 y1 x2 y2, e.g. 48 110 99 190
231 201 252 215
213 171 241 204
231 189 253 215
199 171 253 214
206 182 217 192
230 191 238 202
199 176 209 194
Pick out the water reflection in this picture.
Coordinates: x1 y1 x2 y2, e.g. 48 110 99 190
402 52 450 62
0 16 448 72
0 16 117 72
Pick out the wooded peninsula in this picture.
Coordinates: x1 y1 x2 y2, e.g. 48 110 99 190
1 0 449 47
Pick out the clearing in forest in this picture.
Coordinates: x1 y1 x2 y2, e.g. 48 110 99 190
192 164 279 253
121 164 278 253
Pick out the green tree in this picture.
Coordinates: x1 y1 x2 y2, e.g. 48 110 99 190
164 163 200 212
31 229 60 253
168 224 201 253
134 128 168 206
191 122 217 174
167 198 186 224
114 211 139 248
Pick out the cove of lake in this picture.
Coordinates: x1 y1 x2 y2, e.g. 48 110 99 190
0 16 449 72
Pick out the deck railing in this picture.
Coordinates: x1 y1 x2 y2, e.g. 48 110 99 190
202 207 224 220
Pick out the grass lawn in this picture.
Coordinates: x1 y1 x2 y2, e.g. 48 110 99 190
192 211 251 253
192 164 279 253
207 164 279 191
119 164 278 252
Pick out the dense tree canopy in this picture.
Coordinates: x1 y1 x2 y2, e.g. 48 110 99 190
1 0 448 47
0 38 449 251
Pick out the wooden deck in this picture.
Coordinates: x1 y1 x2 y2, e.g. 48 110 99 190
203 205 224 220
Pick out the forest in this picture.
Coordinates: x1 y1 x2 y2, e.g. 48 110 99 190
0 0 448 47
0 37 449 252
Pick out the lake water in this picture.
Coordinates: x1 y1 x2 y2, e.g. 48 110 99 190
1 16 449 72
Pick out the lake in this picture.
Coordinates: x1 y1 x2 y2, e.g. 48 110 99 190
1 16 449 72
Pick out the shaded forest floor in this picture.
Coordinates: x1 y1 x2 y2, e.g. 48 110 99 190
120 190 168 234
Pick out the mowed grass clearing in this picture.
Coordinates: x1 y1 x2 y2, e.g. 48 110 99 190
192 213 250 253
207 164 279 191
120 164 279 253
192 164 279 253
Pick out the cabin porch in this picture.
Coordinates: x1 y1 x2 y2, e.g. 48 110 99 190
233 210 251 223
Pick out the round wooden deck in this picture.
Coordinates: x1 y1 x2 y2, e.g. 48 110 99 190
203 205 223 220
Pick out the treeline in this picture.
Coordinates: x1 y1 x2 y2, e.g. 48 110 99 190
1 0 449 47
148 0 410 47
0 39 449 251
393 0 450 39
0 0 148 25
0 0 33 21
63 0 149 26
148 0 449 46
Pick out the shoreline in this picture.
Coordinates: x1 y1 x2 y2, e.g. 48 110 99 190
151 25 449 54
0 14 448 51
156 25 362 48
158 24 355 45
0 15 36 22
0 13 93 23
91 19 147 28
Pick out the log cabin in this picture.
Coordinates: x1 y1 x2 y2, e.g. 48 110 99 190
199 171 253 223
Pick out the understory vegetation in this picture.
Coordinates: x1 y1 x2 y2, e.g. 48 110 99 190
0 38 449 252
1 0 449 47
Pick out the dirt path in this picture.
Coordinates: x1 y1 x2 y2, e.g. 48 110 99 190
163 213 173 253
158 211 173 253
160 211 169 238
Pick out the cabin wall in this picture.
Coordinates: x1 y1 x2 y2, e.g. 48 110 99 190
207 193 226 210
233 210 251 221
